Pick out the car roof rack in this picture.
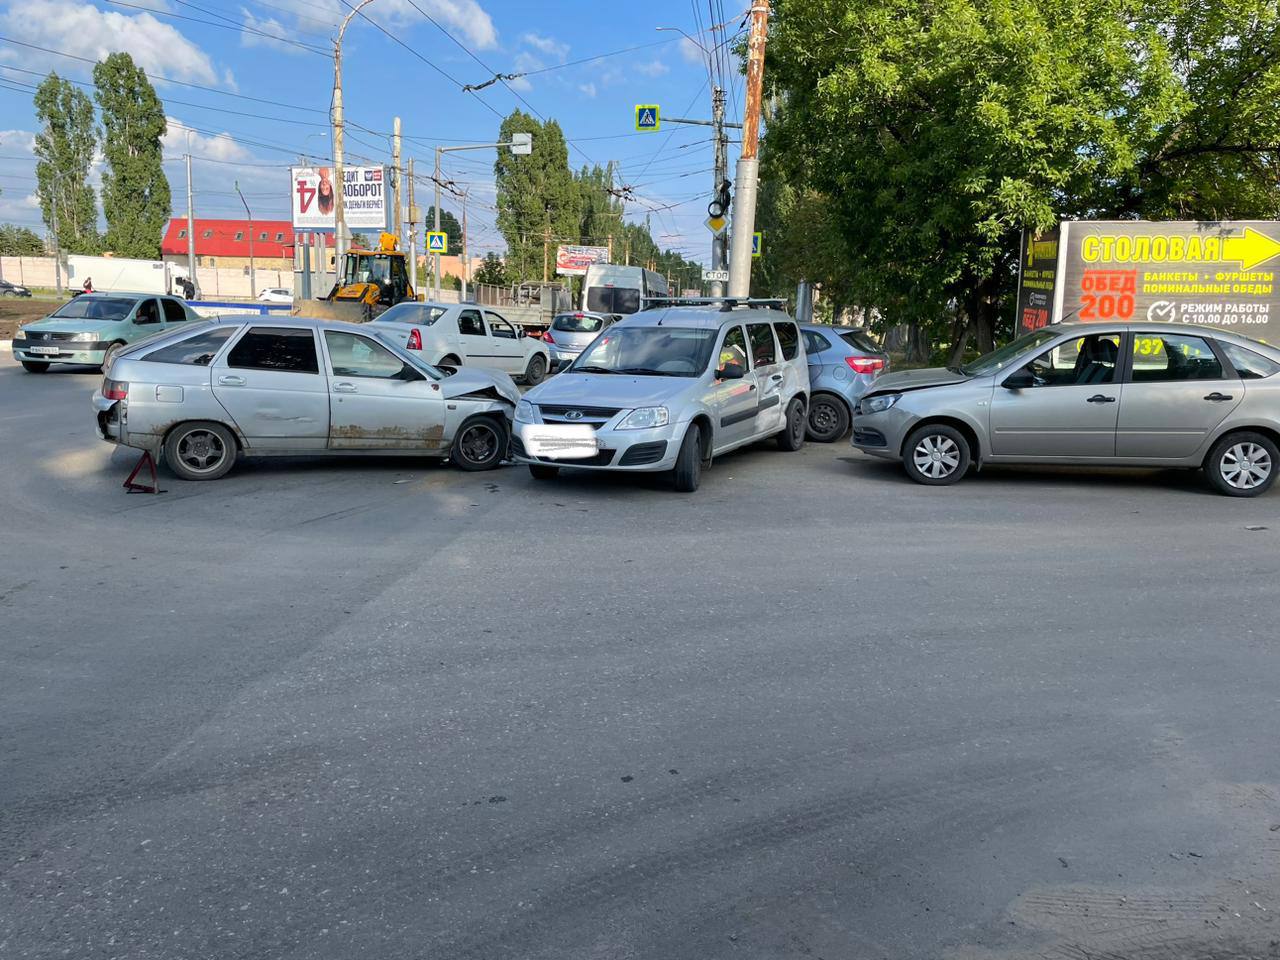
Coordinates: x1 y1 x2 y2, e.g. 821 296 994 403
640 295 789 312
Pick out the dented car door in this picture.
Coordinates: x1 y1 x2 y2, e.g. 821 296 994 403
321 330 447 449
211 325 330 450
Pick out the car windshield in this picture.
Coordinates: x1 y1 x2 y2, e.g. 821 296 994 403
570 326 717 377
960 328 1060 376
552 313 605 333
373 302 446 326
50 297 135 321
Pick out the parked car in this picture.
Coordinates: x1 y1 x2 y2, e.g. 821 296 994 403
852 321 1280 496
371 301 550 385
800 324 890 441
512 303 809 492
12 292 199 373
91 317 519 480
541 311 619 372
257 287 292 303
0 279 31 297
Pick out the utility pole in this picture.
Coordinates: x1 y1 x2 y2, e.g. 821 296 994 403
433 146 442 298
392 116 402 242
727 0 770 298
406 156 418 298
51 192 62 295
332 0 377 266
185 139 197 297
235 181 257 299
710 86 728 297
461 190 469 301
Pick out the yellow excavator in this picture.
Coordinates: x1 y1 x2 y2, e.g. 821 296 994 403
292 232 417 322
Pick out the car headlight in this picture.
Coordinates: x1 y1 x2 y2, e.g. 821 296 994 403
617 406 669 430
71 332 96 342
515 399 538 423
860 393 901 414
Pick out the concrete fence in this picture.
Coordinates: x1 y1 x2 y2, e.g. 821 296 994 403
0 256 296 300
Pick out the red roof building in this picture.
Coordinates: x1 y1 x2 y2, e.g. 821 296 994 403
161 218 333 262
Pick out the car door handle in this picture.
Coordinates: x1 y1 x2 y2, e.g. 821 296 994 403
333 382 357 393
748 383 756 391
218 375 245 386
1203 392 1234 402
1085 394 1116 403
771 374 783 381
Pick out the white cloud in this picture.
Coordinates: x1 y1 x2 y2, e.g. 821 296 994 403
163 118 251 164
0 0 223 85
521 32 568 60
578 82 596 98
635 59 670 77
679 36 706 65
244 0 497 51
0 130 36 155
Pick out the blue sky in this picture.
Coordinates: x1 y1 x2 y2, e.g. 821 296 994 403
0 0 746 268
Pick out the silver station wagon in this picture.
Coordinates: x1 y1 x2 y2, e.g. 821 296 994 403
512 301 809 492
92 317 519 480
852 321 1280 496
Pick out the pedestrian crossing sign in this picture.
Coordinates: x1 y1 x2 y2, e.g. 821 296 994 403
427 231 448 254
752 231 762 257
635 105 660 131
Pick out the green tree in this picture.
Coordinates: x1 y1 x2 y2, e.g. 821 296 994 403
0 223 45 256
424 206 462 249
93 52 170 258
32 72 99 254
574 163 624 246
473 251 509 286
763 0 1280 360
494 111 582 283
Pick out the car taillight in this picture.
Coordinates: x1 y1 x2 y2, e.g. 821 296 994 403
541 330 555 344
103 378 128 400
406 328 422 350
846 356 885 375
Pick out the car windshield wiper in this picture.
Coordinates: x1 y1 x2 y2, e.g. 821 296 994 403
571 365 618 375
613 367 683 377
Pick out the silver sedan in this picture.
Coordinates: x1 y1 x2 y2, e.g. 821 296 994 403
852 321 1280 496
92 316 519 480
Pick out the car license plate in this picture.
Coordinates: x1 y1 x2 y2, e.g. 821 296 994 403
29 346 60 355
524 424 600 459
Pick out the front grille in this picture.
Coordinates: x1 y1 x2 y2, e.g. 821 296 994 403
538 405 620 419
618 441 667 466
852 428 887 448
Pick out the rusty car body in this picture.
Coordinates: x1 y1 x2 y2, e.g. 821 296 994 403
91 316 519 480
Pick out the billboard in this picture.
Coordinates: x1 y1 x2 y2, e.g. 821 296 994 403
1019 220 1280 341
555 244 609 276
291 165 389 231
1014 226 1059 333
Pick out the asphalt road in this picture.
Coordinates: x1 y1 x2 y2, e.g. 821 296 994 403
3 353 1280 960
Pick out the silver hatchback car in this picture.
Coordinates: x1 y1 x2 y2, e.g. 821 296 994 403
512 303 809 492
852 321 1280 496
92 317 520 480
541 310 619 372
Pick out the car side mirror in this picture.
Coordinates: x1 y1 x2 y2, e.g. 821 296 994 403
1002 368 1036 390
716 362 746 380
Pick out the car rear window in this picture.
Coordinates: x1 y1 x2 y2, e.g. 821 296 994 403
748 323 778 367
552 314 605 333
142 326 236 366
839 330 881 354
1221 341 1280 379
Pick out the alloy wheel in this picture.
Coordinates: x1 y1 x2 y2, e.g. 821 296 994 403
912 434 960 480
176 429 227 474
1220 442 1272 490
459 423 498 465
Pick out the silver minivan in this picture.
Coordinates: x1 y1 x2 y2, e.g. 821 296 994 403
852 321 1280 496
512 302 809 492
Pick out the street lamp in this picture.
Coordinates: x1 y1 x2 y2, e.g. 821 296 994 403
656 25 712 60
332 0 378 264
235 180 256 300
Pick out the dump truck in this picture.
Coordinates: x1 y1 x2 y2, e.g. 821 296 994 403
292 232 415 322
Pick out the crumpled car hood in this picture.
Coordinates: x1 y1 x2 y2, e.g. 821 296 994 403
441 366 520 406
865 366 972 395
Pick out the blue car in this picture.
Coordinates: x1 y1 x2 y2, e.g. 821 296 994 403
12 292 200 372
799 325 891 441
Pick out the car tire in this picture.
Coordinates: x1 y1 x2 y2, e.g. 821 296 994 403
902 423 971 486
2 289 15 297
101 342 125 372
451 415 507 471
163 421 237 481
20 360 50 373
776 397 807 451
523 353 548 386
1204 431 1279 497
528 464 559 480
672 423 703 492
807 392 850 442
438 354 461 376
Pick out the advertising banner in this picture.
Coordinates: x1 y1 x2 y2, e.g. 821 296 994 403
291 166 389 231
1020 220 1280 341
1014 227 1059 334
555 244 609 276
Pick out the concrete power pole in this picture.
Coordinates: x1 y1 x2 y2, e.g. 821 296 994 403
235 181 256 300
406 156 418 298
185 143 196 296
461 191 469 302
710 86 728 297
433 146 442 298
332 0 376 265
727 0 770 298
392 116 402 241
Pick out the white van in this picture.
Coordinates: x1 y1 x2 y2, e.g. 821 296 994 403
582 264 668 316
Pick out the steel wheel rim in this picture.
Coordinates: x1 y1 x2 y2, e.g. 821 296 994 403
811 400 840 436
460 423 498 464
1220 442 1271 489
176 429 227 474
913 434 960 479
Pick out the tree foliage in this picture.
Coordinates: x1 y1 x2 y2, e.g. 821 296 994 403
473 251 509 286
424 206 463 249
94 52 170 259
0 223 45 256
494 111 580 282
33 72 99 254
762 0 1280 357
